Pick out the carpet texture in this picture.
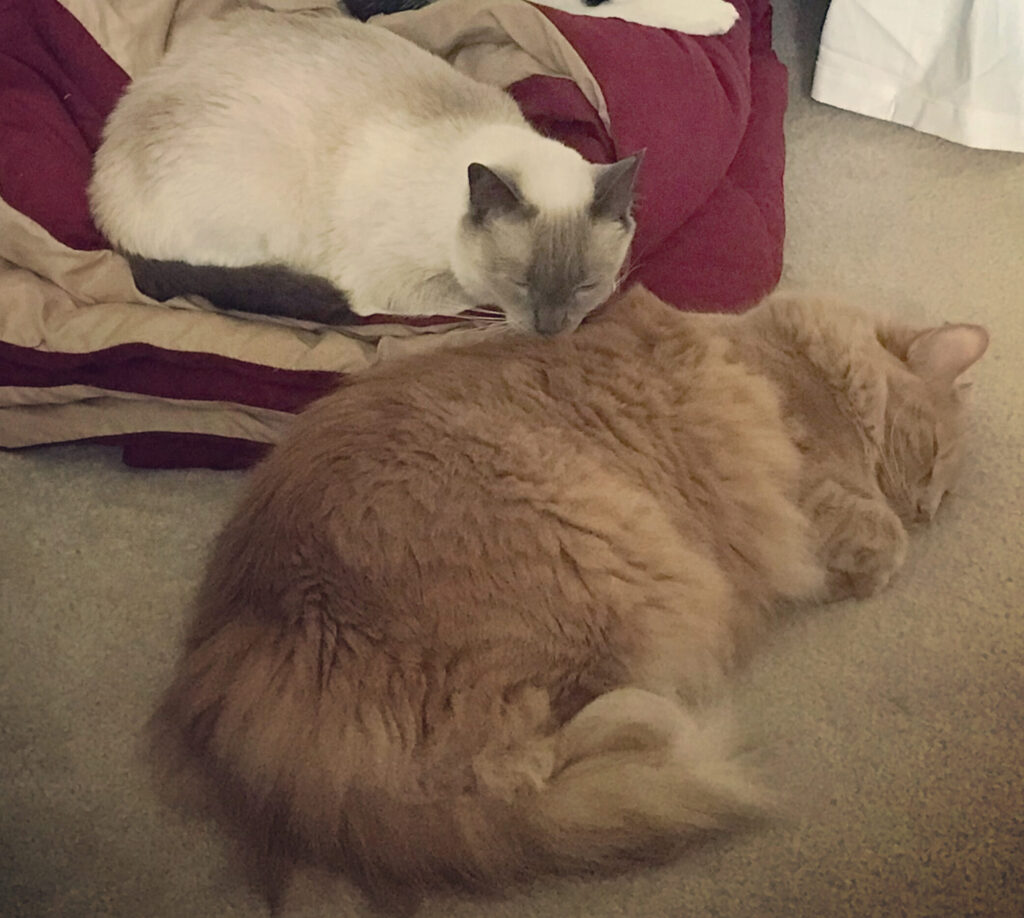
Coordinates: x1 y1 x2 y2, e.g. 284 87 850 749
2 1 1022 916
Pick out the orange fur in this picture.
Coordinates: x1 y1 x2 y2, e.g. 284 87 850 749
149 285 987 911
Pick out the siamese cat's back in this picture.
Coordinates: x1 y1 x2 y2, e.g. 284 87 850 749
97 9 515 163
90 9 521 263
158 9 510 125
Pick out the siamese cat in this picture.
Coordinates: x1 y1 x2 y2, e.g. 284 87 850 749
89 8 642 334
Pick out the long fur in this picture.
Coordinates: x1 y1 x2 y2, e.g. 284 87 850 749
149 285 987 912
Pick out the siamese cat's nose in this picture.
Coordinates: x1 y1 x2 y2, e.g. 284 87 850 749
533 310 570 337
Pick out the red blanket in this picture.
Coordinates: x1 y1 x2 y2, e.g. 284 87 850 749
0 0 786 469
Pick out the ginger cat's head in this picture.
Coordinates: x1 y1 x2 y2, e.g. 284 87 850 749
752 292 989 526
452 154 641 336
875 321 990 523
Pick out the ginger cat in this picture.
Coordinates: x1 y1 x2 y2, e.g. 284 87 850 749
149 285 988 912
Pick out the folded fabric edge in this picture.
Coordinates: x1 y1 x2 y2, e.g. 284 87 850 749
0 391 291 448
3 431 272 470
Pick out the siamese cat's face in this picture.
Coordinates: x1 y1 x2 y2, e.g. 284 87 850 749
453 156 641 336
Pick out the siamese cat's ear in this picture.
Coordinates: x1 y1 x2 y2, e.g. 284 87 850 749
591 152 644 222
467 163 524 223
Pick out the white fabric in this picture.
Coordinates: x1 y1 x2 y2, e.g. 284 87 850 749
812 0 1024 153
534 0 737 35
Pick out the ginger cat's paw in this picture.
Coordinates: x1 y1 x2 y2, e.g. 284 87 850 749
806 480 909 601
821 497 909 601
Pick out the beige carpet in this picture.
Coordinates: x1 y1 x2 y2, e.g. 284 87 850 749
3 2 1023 915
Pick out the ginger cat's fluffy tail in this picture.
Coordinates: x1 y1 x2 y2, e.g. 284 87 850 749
151 674 768 913
311 687 766 910
527 688 768 860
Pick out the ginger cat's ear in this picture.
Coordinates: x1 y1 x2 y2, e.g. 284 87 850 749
876 321 922 360
906 324 989 388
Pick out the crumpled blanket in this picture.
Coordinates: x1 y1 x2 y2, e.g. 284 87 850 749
0 0 787 469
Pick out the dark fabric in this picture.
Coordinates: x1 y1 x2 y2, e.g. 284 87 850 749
0 340 342 412
103 432 273 470
0 0 128 250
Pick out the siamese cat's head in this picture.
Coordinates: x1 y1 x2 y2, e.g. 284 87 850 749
452 154 642 336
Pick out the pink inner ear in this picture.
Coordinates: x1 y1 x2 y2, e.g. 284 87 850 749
907 324 990 385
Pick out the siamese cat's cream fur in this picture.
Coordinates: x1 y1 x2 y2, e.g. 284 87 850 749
89 8 641 333
149 285 988 913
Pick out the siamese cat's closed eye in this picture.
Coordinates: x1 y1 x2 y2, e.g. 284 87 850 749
89 8 642 334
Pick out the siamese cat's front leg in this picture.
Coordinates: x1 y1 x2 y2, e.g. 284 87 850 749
349 268 480 319
804 477 909 601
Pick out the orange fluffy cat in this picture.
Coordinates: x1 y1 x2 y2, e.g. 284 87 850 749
149 285 988 912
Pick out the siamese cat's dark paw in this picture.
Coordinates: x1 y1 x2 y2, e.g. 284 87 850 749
125 254 355 325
